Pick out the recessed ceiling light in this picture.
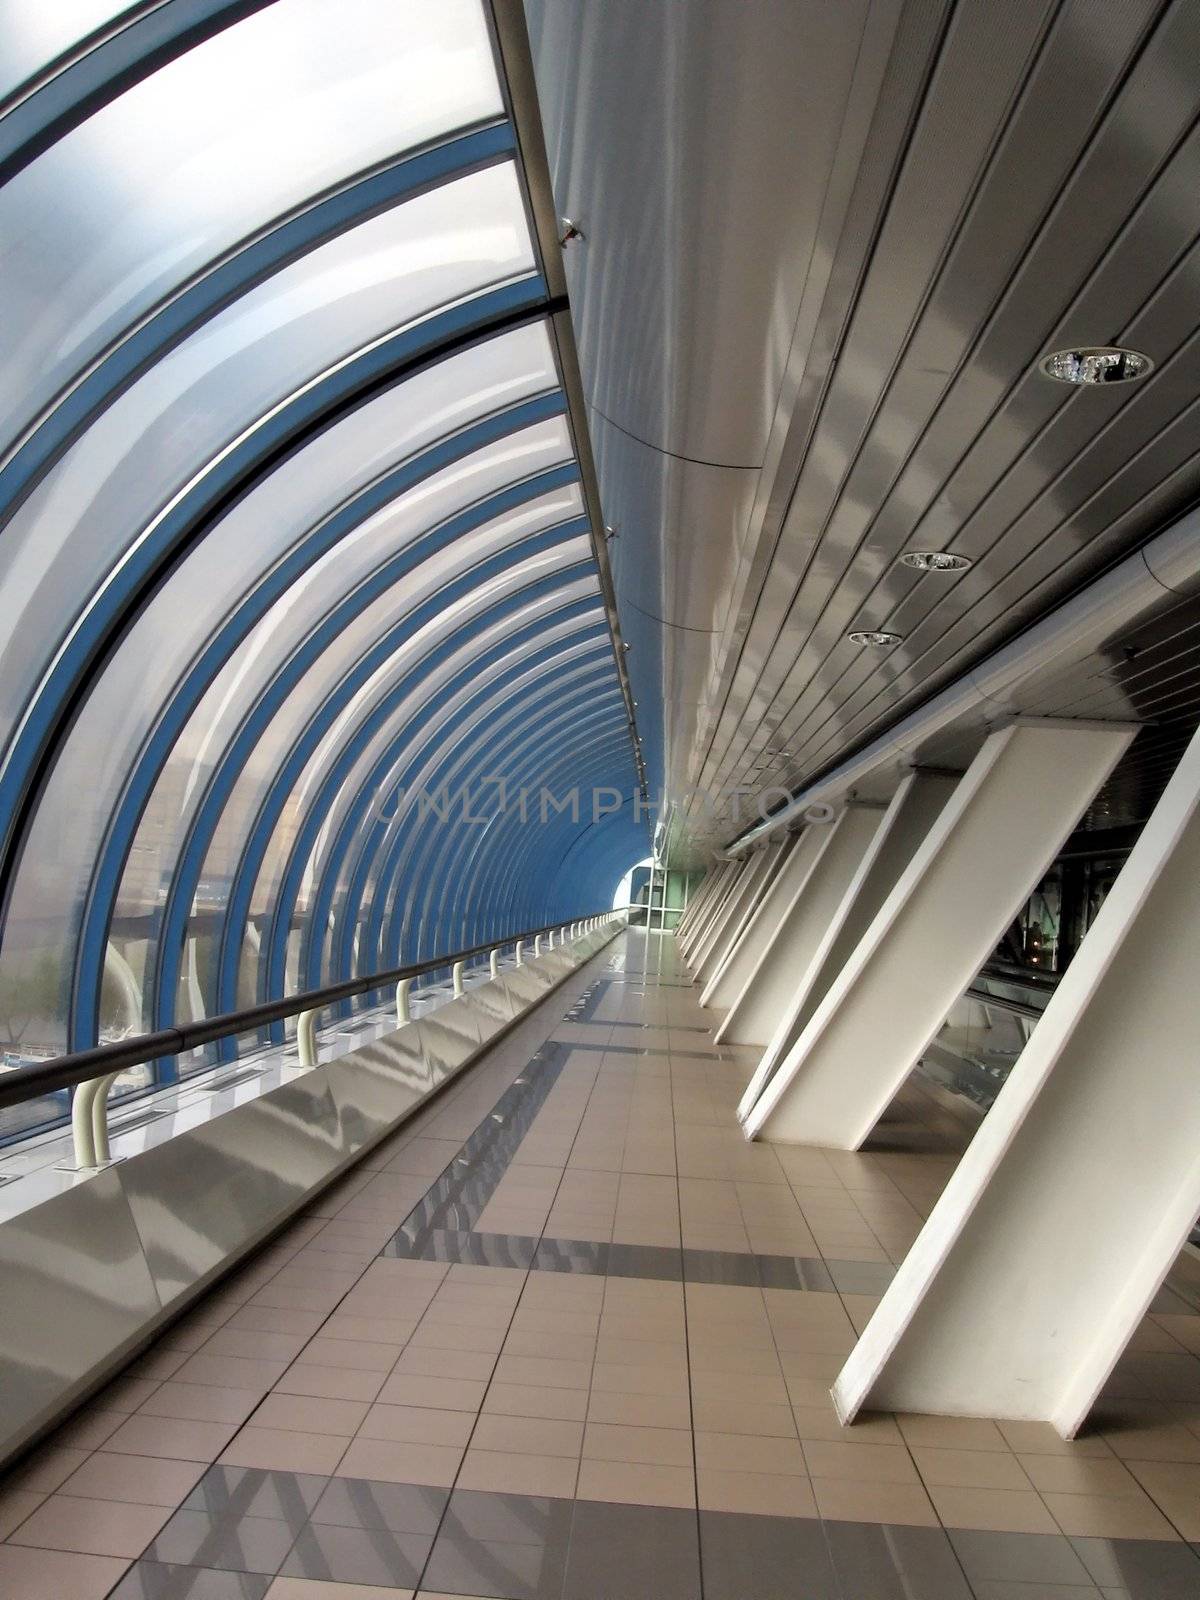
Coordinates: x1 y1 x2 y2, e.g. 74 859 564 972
898 550 972 573
848 629 903 647
1039 346 1151 385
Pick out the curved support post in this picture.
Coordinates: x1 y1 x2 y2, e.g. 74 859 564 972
90 1072 122 1164
71 1083 98 1169
396 977 412 1025
297 1009 318 1068
489 948 500 979
534 935 543 956
514 940 524 967
452 960 465 997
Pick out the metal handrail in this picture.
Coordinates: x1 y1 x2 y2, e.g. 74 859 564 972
0 910 621 1113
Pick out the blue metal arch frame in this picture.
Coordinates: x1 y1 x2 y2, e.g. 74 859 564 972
73 384 566 1043
444 739 638 937
3 272 552 951
500 746 641 917
449 735 638 936
374 692 627 968
1 120 515 521
363 673 628 972
370 668 625 965
305 616 612 997
321 621 614 983
427 734 634 950
0 2 281 187
147 497 585 1053
399 710 628 961
255 596 607 1014
336 649 624 985
327 670 623 1002
437 736 633 945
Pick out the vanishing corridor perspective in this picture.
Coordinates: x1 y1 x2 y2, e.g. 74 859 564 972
1 2 1200 1598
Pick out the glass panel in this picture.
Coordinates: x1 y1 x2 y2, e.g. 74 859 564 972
0 0 132 101
281 610 608 986
112 322 561 1014
349 644 614 980
184 527 591 1027
0 0 500 452
0 162 537 764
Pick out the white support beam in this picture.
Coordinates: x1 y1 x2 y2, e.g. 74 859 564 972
701 834 802 1011
834 722 1200 1437
681 859 742 961
745 720 1135 1149
737 771 958 1123
677 861 727 952
676 866 717 938
714 804 886 1048
690 842 783 984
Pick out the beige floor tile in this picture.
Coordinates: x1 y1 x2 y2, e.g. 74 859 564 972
0 1487 44 1540
583 1423 692 1467
249 1393 367 1436
586 1390 693 1430
592 1362 689 1398
692 1396 796 1438
101 1412 237 1463
493 1355 591 1391
357 1404 474 1447
1042 1488 1181 1539
0 1544 128 1600
220 1426 347 1475
801 1439 919 1485
996 1419 1114 1457
894 1413 1009 1452
9 1493 171 1558
503 1330 597 1363
812 1476 939 1526
593 1336 687 1369
267 1577 412 1598
457 1449 578 1498
274 1364 384 1403
393 1348 496 1383
482 1383 588 1422
696 1469 817 1518
695 1432 807 1476
911 1446 1031 1491
928 1483 1059 1533
792 1406 902 1445
690 1369 789 1406
470 1414 584 1458
1017 1452 1145 1497
375 1375 486 1411
575 1457 695 1509
1125 1457 1200 1535
60 1452 205 1507
1101 1419 1200 1462
335 1436 463 1487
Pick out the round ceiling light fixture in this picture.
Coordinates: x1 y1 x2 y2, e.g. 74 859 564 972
1039 346 1151 385
898 550 972 573
848 629 903 648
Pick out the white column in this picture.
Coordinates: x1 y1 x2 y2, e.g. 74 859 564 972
714 804 885 1047
701 834 800 1010
835 721 1200 1437
737 771 958 1123
680 860 741 961
676 862 721 947
745 719 1135 1149
675 866 713 938
691 842 783 983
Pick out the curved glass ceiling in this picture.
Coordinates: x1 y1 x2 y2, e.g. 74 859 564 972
0 0 646 1098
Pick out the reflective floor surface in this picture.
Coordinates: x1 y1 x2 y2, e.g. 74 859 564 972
1 931 1198 1598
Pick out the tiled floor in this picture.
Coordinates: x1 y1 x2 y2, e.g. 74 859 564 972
1 930 1199 1598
